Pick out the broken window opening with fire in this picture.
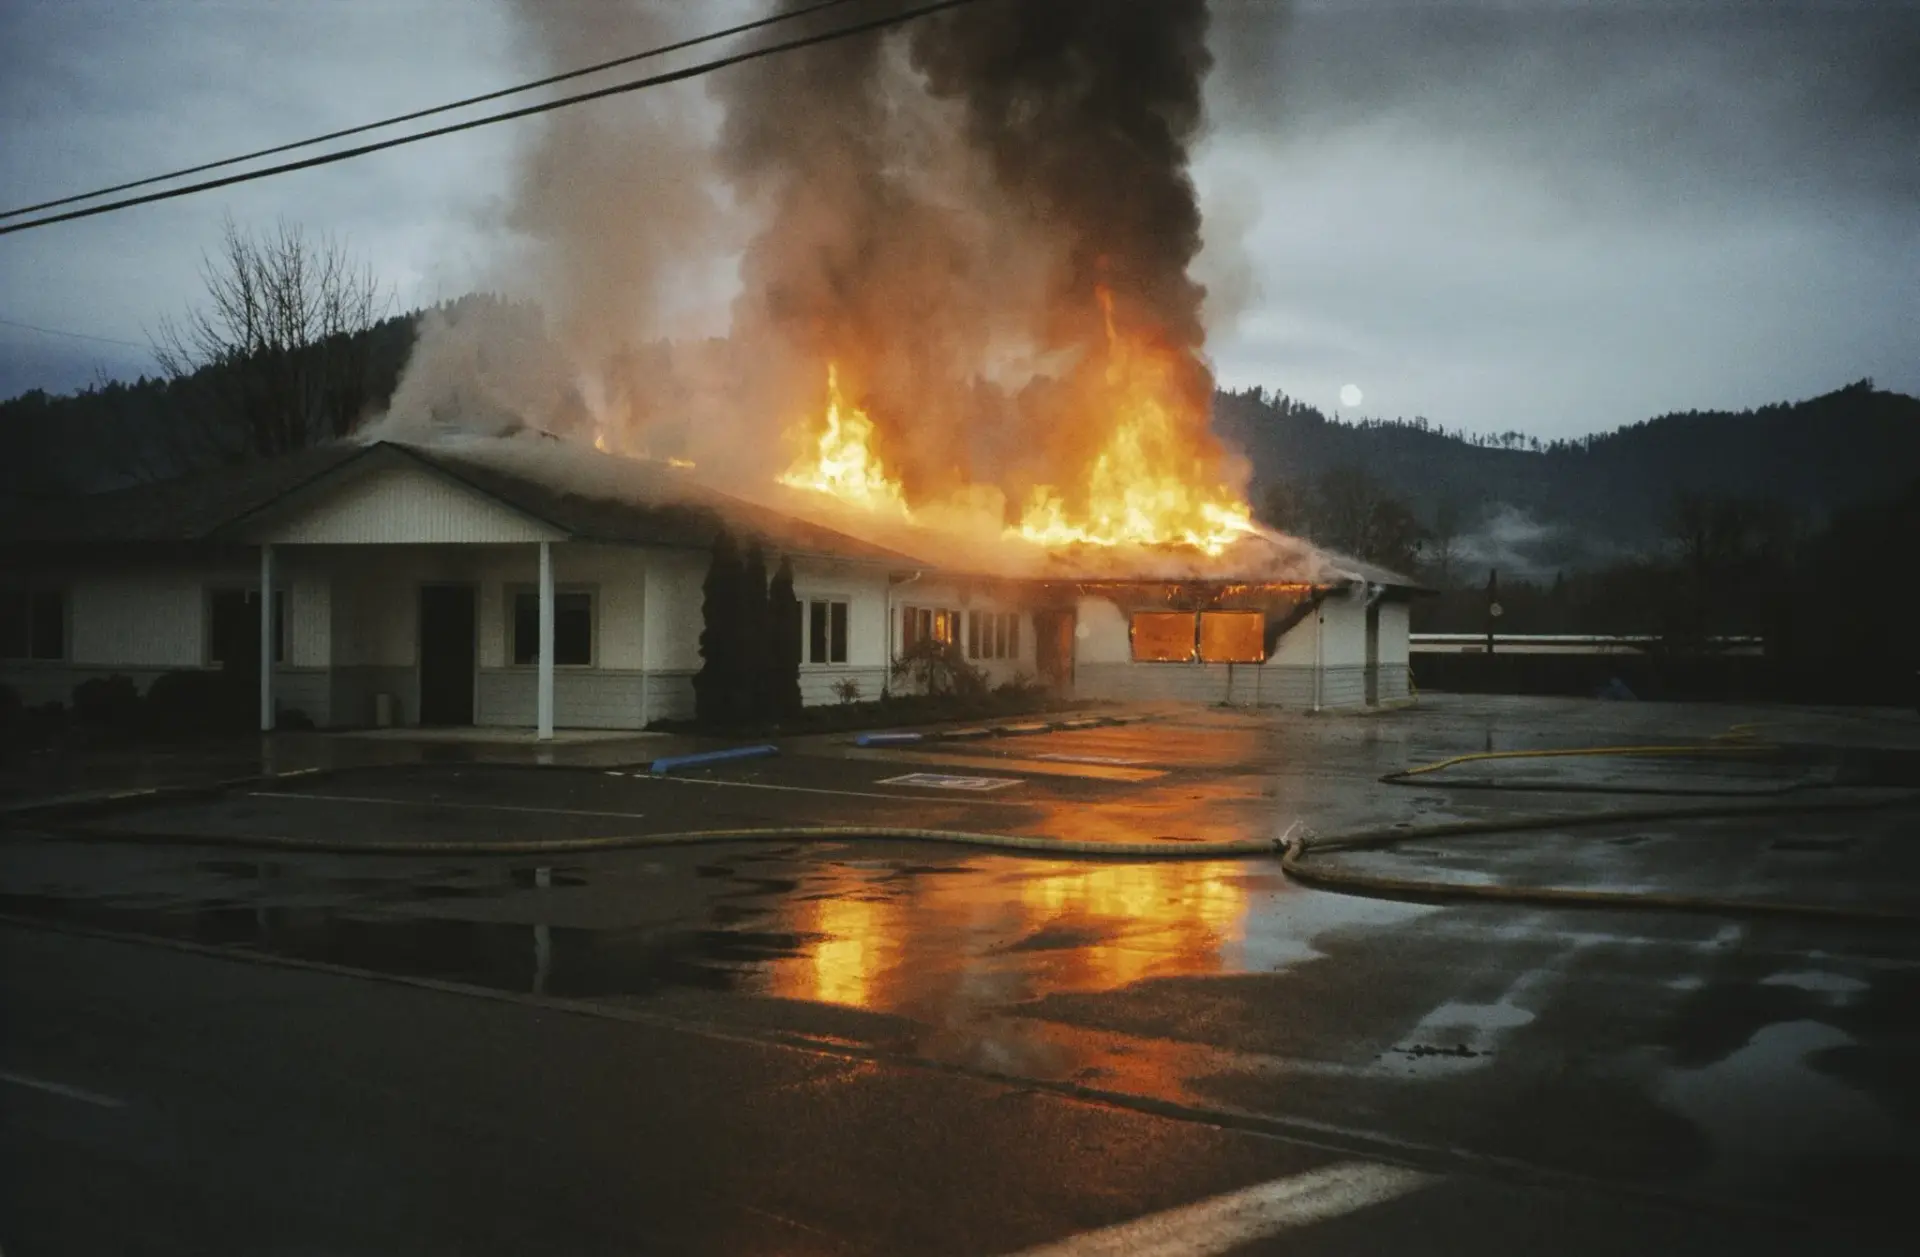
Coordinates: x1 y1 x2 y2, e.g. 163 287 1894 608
902 606 960 652
1129 611 1268 664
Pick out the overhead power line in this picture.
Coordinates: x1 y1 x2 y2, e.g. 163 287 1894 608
0 0 868 223
0 0 993 238
0 315 148 350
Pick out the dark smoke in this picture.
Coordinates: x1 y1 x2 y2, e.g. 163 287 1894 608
710 0 1229 509
391 0 1242 525
914 0 1213 378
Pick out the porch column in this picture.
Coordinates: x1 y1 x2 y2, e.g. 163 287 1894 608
259 543 276 732
537 540 555 740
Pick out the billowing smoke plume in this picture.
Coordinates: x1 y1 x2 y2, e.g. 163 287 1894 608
386 0 1242 537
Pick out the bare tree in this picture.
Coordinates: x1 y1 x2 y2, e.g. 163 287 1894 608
1314 465 1429 574
149 217 388 468
1426 498 1463 589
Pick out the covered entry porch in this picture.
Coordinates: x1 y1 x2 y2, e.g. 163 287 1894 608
232 452 703 739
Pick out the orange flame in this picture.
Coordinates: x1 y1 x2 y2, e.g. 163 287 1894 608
1011 289 1254 556
776 292 1253 556
778 364 911 517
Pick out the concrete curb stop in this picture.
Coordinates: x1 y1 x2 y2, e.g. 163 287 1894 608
853 732 924 747
648 744 779 775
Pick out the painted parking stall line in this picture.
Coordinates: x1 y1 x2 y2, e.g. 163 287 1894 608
1003 1160 1435 1257
251 792 648 820
0 1069 126 1110
878 772 1025 792
1032 753 1148 767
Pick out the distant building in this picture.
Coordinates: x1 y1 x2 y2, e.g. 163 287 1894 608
0 440 1426 734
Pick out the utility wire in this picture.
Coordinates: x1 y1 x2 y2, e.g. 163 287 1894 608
1 0 998 237
0 315 148 349
0 0 870 223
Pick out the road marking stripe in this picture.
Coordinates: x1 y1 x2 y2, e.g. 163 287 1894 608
843 748 1165 781
0 1069 125 1109
641 774 1034 807
250 792 649 820
1006 1160 1434 1257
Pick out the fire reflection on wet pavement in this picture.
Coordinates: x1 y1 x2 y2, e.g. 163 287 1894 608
0 842 1274 1015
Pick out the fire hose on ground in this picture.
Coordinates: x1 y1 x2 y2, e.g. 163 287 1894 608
8 743 1919 926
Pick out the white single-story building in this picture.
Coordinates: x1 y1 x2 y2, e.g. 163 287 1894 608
0 439 1424 734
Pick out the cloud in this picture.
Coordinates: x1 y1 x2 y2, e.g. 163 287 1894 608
2 0 1916 445
1198 0 1920 433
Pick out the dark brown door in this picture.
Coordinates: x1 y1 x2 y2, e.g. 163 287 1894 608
1032 609 1076 690
419 585 476 726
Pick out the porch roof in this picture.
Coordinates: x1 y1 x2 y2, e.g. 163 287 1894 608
0 440 924 567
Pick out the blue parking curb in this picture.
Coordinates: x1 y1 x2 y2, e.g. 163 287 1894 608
649 744 779 774
854 731 924 747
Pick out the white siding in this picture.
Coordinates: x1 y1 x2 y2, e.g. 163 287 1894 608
1074 661 1318 706
1379 600 1411 666
799 666 887 707
1064 587 1384 710
248 466 565 546
885 578 1037 693
643 555 706 673
794 558 890 671
285 567 330 667
1267 605 1321 667
475 543 649 670
1072 597 1134 664
1318 588 1369 668
69 570 207 667
476 670 649 729
330 551 419 667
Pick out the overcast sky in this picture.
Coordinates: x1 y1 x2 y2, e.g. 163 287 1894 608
2 0 1915 439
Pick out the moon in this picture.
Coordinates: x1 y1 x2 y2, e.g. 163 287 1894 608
1339 383 1363 408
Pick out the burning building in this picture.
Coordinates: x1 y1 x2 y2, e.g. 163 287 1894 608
0 435 1421 734
1 2 1429 727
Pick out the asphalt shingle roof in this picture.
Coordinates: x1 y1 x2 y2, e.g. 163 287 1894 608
0 440 922 566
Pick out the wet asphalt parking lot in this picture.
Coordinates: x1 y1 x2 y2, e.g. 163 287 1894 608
3 695 1918 1255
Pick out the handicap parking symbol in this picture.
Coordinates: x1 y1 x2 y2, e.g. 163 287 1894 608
878 772 1024 792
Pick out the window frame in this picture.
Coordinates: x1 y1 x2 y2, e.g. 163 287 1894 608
902 604 961 653
965 610 1021 661
1129 611 1199 663
506 583 598 669
1198 610 1268 664
205 585 287 667
0 586 68 662
805 596 851 666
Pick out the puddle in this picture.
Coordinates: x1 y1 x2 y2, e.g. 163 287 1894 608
1660 1019 1904 1186
0 890 822 998
1759 969 1870 1003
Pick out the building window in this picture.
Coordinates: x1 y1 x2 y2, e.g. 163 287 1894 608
511 589 593 666
901 605 960 652
0 588 66 661
208 588 285 666
807 599 849 665
966 611 1021 660
1130 612 1197 663
1199 611 1266 663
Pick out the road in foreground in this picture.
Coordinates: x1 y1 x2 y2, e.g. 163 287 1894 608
3 696 1915 1253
